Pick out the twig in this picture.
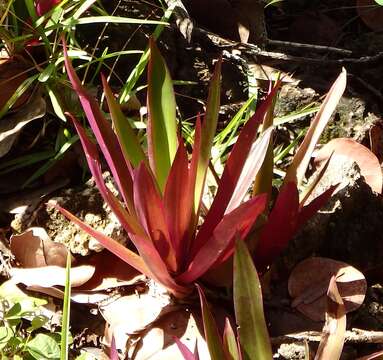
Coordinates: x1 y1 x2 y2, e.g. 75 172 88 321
267 39 353 56
271 328 383 345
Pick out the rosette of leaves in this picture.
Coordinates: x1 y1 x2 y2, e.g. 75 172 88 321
57 35 347 295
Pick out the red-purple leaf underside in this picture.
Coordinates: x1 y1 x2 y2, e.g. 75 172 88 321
192 84 281 257
164 139 193 269
174 337 198 360
226 126 273 214
50 203 149 276
177 194 267 284
62 39 135 213
68 114 143 236
254 182 299 272
133 162 177 272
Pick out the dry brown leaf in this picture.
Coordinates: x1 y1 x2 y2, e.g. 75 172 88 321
314 277 346 360
0 59 31 110
0 94 46 157
10 265 95 288
10 227 70 267
76 251 144 292
314 138 383 194
288 257 366 322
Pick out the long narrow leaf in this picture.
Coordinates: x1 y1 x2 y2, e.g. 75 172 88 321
102 74 146 168
193 84 280 256
147 38 178 192
174 338 198 360
63 39 135 213
60 252 71 360
68 114 143 236
50 202 149 276
164 139 194 267
234 239 272 360
196 285 226 360
194 59 222 213
177 194 267 284
226 127 273 213
223 319 240 360
314 277 346 360
133 162 177 272
254 182 299 272
284 69 347 187
297 185 338 231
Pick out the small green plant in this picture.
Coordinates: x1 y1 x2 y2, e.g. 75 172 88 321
0 281 61 359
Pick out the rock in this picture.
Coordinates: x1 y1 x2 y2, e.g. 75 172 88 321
11 172 128 256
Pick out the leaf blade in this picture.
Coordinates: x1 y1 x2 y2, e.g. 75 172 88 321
234 239 272 360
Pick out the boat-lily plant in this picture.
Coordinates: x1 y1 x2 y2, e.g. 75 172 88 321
53 36 347 298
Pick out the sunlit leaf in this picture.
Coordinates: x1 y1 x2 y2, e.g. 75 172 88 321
314 277 346 360
196 285 225 360
234 239 272 360
147 38 178 192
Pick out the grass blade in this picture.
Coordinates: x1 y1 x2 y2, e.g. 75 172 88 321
234 239 272 360
60 252 71 360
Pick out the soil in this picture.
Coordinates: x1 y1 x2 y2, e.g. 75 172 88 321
1 0 383 359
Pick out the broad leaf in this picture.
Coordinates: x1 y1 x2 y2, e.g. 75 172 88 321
147 38 178 192
196 285 225 360
234 239 272 360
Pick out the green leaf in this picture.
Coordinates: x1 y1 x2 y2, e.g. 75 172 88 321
26 333 60 359
223 319 240 360
194 58 221 211
27 315 48 332
374 0 383 5
60 253 71 360
102 75 146 168
0 326 13 350
147 38 178 192
119 7 173 102
233 239 272 360
196 285 225 360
